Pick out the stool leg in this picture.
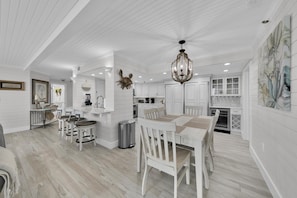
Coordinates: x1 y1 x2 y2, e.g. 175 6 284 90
76 128 80 147
93 127 96 146
79 129 83 151
70 122 74 143
61 120 65 138
65 121 69 140
58 119 61 134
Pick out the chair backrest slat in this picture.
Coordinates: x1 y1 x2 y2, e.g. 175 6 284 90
185 105 203 116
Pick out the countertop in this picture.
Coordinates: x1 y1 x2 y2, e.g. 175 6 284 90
74 106 113 115
209 106 242 109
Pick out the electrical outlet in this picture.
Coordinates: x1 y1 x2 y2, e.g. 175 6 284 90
262 142 265 152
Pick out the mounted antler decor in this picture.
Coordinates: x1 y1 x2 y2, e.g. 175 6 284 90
117 69 133 89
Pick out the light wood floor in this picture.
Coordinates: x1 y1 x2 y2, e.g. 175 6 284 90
4 123 272 198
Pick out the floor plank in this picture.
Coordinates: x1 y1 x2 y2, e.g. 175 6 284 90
4 123 272 198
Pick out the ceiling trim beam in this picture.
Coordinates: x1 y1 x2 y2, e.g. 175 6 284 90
24 0 90 70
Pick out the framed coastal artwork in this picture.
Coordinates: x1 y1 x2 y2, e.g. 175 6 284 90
258 15 291 111
32 79 49 104
52 84 65 103
0 80 25 90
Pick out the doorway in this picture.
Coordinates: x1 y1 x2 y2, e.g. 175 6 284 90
51 84 65 112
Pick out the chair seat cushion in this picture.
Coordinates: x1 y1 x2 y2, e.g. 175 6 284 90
76 120 96 126
175 147 191 170
60 115 76 119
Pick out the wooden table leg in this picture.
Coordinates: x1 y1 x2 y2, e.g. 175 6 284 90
194 143 204 198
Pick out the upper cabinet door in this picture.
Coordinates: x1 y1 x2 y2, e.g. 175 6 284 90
211 78 224 96
226 77 240 95
211 76 240 96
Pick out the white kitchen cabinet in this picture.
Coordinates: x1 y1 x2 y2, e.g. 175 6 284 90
134 83 165 97
226 77 240 95
211 76 240 96
134 83 142 96
157 84 165 96
231 108 242 133
165 84 184 115
211 78 224 95
184 81 209 116
165 78 210 116
142 84 149 96
148 83 157 97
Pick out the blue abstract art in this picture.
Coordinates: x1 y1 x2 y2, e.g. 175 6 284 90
258 15 291 111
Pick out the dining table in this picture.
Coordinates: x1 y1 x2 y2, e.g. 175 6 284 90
136 114 213 198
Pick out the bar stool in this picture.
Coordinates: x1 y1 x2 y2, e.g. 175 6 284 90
65 115 86 143
59 114 76 138
75 120 97 151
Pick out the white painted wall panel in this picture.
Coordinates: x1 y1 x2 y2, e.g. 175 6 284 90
249 1 297 197
0 67 30 133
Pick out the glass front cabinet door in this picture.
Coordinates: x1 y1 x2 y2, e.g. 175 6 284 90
226 77 240 95
211 78 224 95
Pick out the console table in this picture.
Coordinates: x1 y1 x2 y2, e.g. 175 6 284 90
30 108 57 129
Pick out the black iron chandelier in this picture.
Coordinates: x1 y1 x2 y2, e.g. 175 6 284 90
171 40 193 84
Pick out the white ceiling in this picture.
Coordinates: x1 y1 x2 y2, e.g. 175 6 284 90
0 0 281 82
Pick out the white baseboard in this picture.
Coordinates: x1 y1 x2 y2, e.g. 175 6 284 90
250 146 282 198
96 138 118 149
4 126 30 134
231 130 241 136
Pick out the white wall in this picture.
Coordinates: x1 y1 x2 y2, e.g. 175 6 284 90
110 54 134 141
249 1 297 197
95 78 105 97
0 67 30 133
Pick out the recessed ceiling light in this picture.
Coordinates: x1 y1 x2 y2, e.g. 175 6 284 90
194 73 198 76
150 78 153 81
138 76 142 78
91 74 95 76
224 63 231 66
262 20 269 24
224 69 229 72
99 72 103 75
163 72 167 75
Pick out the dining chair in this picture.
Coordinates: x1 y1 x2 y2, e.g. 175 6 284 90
209 109 220 156
143 108 158 119
185 105 203 116
65 114 86 143
196 109 220 173
138 118 191 198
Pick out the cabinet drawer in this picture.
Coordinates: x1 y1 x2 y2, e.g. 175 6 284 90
231 109 242 114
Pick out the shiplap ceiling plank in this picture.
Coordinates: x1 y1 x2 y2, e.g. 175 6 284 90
0 0 79 68
0 0 281 81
